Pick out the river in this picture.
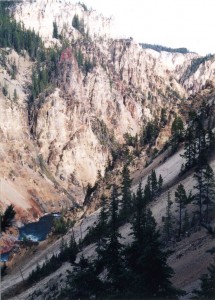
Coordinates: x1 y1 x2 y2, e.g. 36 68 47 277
0 213 61 262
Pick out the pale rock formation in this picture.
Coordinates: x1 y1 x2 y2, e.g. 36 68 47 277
183 56 215 94
13 0 115 44
0 0 214 219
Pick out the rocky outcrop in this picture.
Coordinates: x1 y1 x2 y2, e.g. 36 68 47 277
13 0 115 44
31 40 186 203
182 55 215 94
0 49 74 221
1 0 215 219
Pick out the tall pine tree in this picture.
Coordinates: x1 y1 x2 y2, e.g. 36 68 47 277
193 164 206 224
120 164 132 220
52 21 58 38
151 169 158 198
95 194 109 252
163 192 174 242
203 164 215 223
125 207 181 298
1 204 16 232
182 125 196 170
175 184 187 238
96 186 125 293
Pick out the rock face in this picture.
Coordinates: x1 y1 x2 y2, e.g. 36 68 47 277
0 50 75 221
1 0 215 219
182 56 215 94
13 0 114 43
31 39 189 202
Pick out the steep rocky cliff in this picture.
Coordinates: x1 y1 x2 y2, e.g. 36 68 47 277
1 0 215 220
13 0 114 43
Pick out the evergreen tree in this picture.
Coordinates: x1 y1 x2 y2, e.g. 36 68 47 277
144 170 161 200
182 209 190 236
75 49 83 67
151 169 158 198
182 111 214 173
52 21 58 39
207 128 215 154
171 115 184 152
58 237 66 261
72 14 80 30
94 186 126 295
103 186 124 292
171 115 184 141
2 82 8 96
11 61 17 79
83 58 94 75
1 204 16 232
132 182 146 244
96 194 109 251
53 216 67 234
142 121 159 145
144 180 152 204
203 164 215 223
160 107 167 127
193 164 206 224
68 234 78 263
125 208 181 298
175 184 187 238
0 5 44 60
158 174 164 194
13 89 18 101
65 255 103 299
72 14 85 34
182 125 196 170
120 164 132 220
195 117 207 161
163 192 173 242
124 182 146 293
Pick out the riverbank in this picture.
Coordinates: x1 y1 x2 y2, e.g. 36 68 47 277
1 213 61 263
4 233 58 276
0 226 19 262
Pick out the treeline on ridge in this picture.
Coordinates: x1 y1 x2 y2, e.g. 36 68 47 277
140 43 190 54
